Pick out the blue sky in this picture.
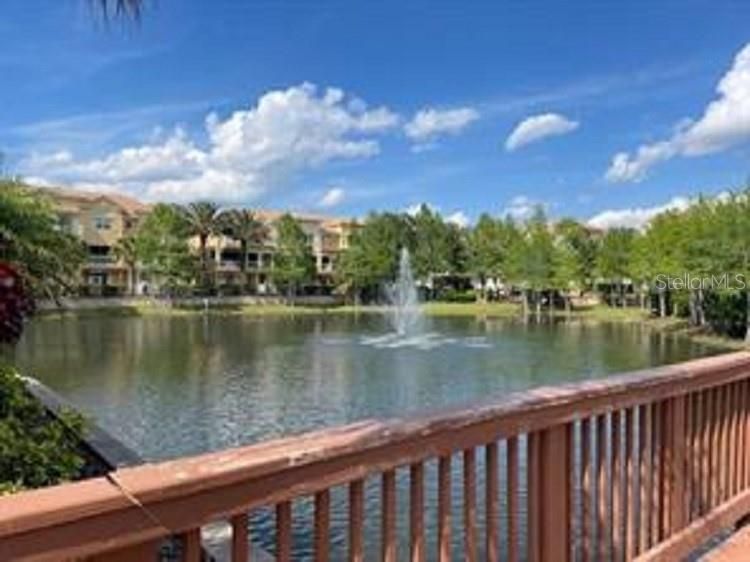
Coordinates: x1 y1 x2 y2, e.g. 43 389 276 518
2 1 750 227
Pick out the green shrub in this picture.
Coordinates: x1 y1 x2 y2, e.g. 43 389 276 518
0 365 85 494
439 288 477 303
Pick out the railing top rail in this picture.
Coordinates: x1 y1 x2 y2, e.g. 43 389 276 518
2 351 750 560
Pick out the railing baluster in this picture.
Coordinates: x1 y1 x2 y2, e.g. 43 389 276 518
485 443 499 562
528 432 542 562
728 383 737 498
711 388 721 509
612 411 622 561
682 388 695 524
651 401 662 544
702 389 712 515
691 391 702 520
508 436 520 562
382 470 397 562
349 480 364 562
719 386 729 504
276 501 292 562
231 513 249 562
463 449 478 562
596 415 609 561
735 382 743 496
181 528 201 562
315 490 330 562
743 380 750 490
438 455 452 562
638 404 652 554
670 396 687 535
539 425 572 562
625 408 636 560
581 418 592 562
659 399 673 537
410 463 425 562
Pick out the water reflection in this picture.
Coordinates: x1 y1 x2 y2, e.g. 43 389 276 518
12 314 720 462
9 314 723 560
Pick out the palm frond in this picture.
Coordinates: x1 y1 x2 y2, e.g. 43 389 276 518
93 0 143 21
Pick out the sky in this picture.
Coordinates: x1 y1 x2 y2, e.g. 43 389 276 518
2 1 750 228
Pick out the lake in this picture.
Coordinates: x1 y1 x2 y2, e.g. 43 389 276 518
10 312 722 560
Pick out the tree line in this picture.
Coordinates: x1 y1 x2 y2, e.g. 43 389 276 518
337 196 750 340
5 181 750 339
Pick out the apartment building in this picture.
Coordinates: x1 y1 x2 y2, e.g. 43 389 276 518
201 210 358 294
50 188 151 296
46 188 358 296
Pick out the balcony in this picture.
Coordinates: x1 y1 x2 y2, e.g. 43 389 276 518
2 352 750 561
87 254 116 265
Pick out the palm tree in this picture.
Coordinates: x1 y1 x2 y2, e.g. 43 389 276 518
181 202 222 291
113 236 138 296
95 0 142 19
220 209 269 293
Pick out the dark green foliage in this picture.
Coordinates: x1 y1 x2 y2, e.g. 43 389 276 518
134 203 196 294
0 365 85 493
180 202 223 292
220 209 269 291
273 214 316 297
336 212 414 302
0 181 85 301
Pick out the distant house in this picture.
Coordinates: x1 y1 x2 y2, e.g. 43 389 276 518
48 188 150 296
44 187 360 296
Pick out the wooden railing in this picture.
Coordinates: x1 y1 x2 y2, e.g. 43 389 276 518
3 352 750 561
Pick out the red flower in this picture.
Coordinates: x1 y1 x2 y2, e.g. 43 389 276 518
0 263 34 344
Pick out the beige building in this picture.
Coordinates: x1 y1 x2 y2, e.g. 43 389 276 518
49 188 151 296
46 188 359 296
201 210 358 294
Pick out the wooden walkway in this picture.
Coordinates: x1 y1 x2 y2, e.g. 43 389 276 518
701 527 750 561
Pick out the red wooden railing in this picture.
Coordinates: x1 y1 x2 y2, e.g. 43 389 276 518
3 352 750 561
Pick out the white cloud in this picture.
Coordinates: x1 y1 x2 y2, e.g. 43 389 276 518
318 187 345 208
606 43 750 182
20 83 399 203
501 195 545 220
586 196 691 230
445 211 470 228
504 113 579 151
404 107 479 146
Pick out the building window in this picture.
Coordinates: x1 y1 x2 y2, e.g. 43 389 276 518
93 216 112 230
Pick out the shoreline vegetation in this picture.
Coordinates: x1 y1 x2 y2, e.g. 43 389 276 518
35 299 740 350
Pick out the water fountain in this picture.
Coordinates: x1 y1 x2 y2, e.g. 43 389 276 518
386 247 423 336
343 247 492 350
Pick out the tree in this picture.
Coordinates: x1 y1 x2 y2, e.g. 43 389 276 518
597 228 637 308
555 218 599 292
552 225 584 314
643 212 684 317
113 236 138 296
336 212 413 303
180 202 222 292
273 214 315 299
220 209 269 292
94 0 142 20
0 181 85 302
516 208 556 315
410 205 452 283
134 204 194 295
468 214 520 301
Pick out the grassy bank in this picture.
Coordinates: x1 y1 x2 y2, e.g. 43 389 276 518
35 300 742 349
